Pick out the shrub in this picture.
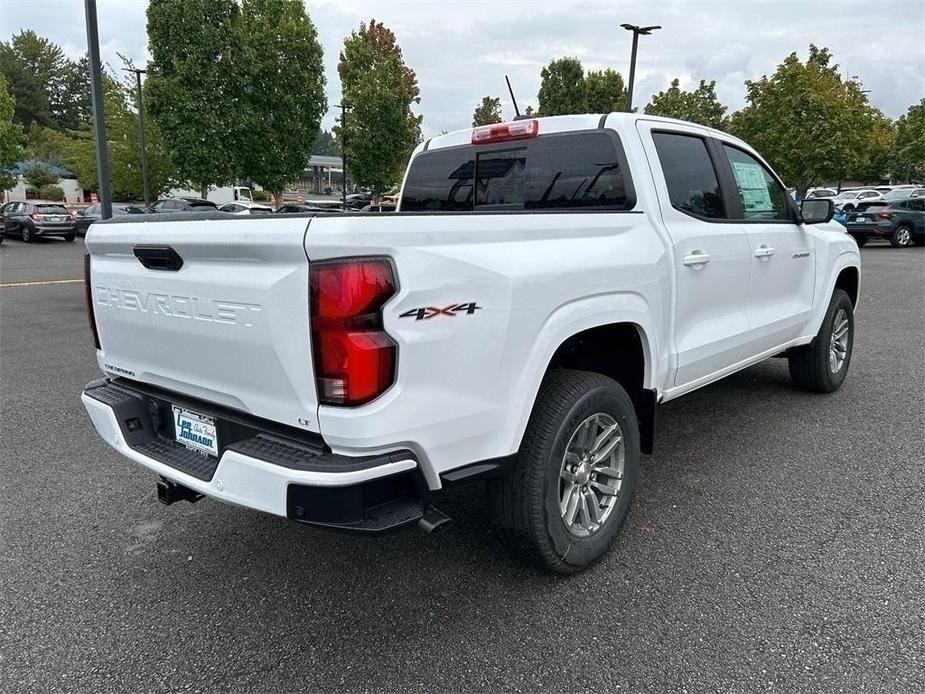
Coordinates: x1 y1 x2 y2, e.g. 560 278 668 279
251 189 269 201
38 184 64 201
23 164 56 190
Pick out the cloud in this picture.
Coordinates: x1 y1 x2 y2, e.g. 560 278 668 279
2 0 922 138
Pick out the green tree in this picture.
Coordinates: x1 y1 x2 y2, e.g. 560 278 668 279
472 96 502 126
0 32 55 127
537 57 585 116
850 110 893 183
585 68 626 113
146 0 243 195
892 99 925 182
645 79 728 129
313 130 340 156
728 46 877 198
23 162 56 189
236 0 326 204
38 184 64 201
337 19 422 197
0 74 24 192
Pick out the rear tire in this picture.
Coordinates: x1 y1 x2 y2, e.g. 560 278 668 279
890 225 913 248
488 369 640 573
21 225 34 243
64 233 75 242
788 289 854 393
853 236 867 247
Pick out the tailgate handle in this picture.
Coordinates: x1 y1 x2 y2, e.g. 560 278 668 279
134 245 184 271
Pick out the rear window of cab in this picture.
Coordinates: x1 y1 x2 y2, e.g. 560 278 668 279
401 130 635 212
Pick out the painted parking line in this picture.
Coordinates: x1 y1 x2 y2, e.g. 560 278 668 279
0 279 83 288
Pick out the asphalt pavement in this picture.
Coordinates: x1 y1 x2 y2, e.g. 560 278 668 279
1 235 923 693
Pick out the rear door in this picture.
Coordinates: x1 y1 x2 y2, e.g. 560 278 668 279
87 217 321 432
636 120 751 387
714 141 815 356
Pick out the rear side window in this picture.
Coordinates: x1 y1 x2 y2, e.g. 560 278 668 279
401 131 634 212
652 132 725 219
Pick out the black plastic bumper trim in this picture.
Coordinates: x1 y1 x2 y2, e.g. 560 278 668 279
84 379 417 479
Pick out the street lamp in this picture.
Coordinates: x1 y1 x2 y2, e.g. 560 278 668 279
335 101 351 209
620 23 661 113
84 0 112 219
122 67 151 209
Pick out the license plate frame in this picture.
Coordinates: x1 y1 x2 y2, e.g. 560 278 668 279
172 406 219 457
854 216 868 223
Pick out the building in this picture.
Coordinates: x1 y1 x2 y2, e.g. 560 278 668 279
2 159 84 204
292 155 350 196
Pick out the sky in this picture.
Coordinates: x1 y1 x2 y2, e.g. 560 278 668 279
2 0 924 138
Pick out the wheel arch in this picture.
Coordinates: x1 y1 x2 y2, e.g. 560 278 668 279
511 298 661 458
834 265 859 307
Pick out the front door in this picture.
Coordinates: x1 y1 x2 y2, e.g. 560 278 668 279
715 142 816 356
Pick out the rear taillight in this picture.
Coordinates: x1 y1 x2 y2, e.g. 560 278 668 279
877 211 892 220
310 258 397 406
84 253 100 349
471 119 539 144
30 212 40 221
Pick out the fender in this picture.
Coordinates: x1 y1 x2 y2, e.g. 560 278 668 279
800 247 861 343
506 291 660 454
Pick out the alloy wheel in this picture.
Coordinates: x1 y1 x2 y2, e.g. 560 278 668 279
829 308 849 373
558 413 625 538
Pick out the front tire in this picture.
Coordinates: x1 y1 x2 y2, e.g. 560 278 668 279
488 369 640 573
788 289 854 393
890 225 913 248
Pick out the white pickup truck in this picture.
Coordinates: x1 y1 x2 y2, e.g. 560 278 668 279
81 114 860 573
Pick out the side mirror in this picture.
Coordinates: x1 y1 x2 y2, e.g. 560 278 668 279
800 198 834 225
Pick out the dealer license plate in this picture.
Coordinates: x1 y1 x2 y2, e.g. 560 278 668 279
172 406 219 456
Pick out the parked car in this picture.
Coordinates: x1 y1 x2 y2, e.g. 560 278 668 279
273 203 343 214
880 188 925 202
218 201 273 215
75 203 147 235
831 189 882 211
303 199 344 211
345 192 372 209
149 197 219 213
81 113 860 573
806 187 837 199
845 197 925 247
0 200 77 242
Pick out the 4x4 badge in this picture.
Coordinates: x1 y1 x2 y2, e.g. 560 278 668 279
399 302 482 321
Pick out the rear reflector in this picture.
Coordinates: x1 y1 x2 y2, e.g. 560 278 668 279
471 119 539 144
84 253 100 349
310 258 397 406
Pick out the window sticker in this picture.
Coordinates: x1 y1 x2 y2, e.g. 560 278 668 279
731 161 773 214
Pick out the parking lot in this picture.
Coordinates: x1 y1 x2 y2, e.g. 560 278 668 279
0 236 922 692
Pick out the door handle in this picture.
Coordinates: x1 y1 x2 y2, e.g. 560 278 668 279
754 245 775 259
682 251 712 267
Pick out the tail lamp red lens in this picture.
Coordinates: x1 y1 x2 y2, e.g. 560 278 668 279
84 253 100 349
471 119 539 144
310 258 397 406
877 211 891 220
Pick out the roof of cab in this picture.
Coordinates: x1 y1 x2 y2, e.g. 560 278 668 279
419 112 744 154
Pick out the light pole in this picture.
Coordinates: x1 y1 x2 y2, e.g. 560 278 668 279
122 67 150 208
335 102 351 209
620 23 661 113
84 0 112 219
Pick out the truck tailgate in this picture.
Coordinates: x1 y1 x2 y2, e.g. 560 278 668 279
86 217 320 432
